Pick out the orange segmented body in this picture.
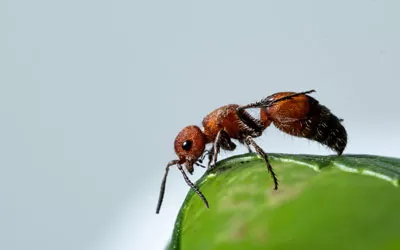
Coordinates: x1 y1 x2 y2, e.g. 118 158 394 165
202 104 243 142
260 92 347 155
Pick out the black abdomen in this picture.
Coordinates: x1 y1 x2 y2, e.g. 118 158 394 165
273 97 347 155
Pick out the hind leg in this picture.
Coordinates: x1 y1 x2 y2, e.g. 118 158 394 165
244 136 278 190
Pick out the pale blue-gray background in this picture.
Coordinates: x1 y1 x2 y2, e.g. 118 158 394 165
2 1 400 249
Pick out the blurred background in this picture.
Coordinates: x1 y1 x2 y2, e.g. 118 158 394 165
2 0 400 249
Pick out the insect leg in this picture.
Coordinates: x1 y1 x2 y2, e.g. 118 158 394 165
209 130 223 169
178 165 209 209
195 162 206 168
244 136 279 190
246 144 253 153
209 130 236 169
198 149 212 164
207 146 214 168
236 107 264 134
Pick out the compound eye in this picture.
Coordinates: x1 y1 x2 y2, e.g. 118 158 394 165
182 140 193 151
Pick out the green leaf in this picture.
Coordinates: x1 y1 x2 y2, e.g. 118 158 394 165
167 153 400 250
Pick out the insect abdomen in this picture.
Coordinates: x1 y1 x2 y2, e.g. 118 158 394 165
305 100 347 154
262 93 347 155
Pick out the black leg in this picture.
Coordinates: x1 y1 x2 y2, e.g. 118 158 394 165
236 107 264 134
210 130 223 169
178 165 209 209
207 146 214 168
195 162 206 168
246 144 253 153
209 130 236 169
156 160 180 214
198 150 212 164
245 136 279 190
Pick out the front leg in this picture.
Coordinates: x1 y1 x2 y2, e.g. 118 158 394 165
246 144 253 153
209 130 235 169
209 131 223 169
207 146 214 168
